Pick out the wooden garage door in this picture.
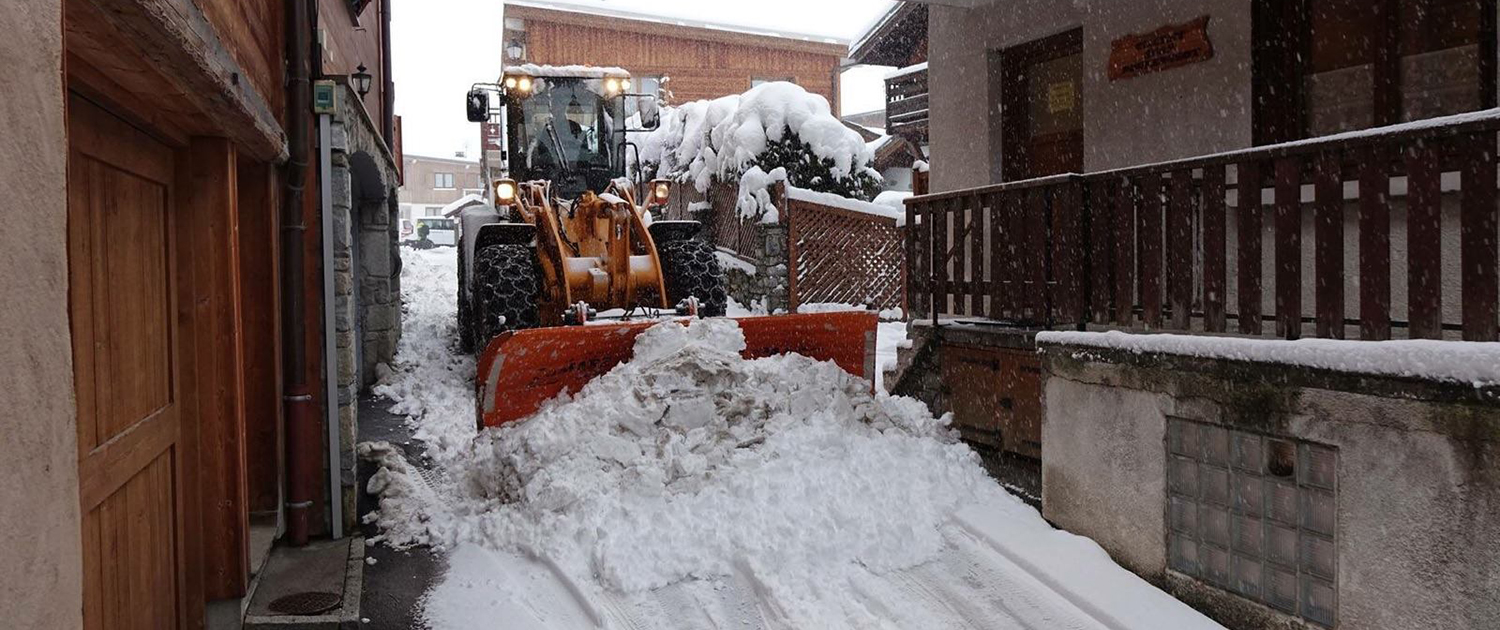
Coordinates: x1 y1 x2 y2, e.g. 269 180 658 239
68 95 188 630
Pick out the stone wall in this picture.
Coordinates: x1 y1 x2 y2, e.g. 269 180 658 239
689 204 790 314
327 81 402 531
1040 341 1500 630
0 2 81 628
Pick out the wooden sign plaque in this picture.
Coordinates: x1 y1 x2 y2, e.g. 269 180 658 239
1108 16 1214 81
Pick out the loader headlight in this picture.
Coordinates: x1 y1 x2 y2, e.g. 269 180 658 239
516 76 533 92
605 78 622 94
504 76 518 89
650 180 671 205
495 179 518 203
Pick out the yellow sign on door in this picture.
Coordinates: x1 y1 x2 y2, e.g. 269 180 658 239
1047 81 1076 114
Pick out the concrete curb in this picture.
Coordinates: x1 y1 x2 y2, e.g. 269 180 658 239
243 537 364 630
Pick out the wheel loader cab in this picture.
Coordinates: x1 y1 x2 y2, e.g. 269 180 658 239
506 75 629 198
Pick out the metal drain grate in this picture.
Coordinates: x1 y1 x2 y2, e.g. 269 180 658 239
268 591 342 616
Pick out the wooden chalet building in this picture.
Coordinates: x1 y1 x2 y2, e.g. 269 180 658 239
850 2 930 149
500 1 848 109
2 0 401 627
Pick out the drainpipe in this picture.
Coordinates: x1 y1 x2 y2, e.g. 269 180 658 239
282 0 318 546
380 0 395 144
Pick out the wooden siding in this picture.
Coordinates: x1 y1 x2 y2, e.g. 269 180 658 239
513 8 844 110
238 161 283 516
177 137 254 600
195 0 284 116
319 0 389 139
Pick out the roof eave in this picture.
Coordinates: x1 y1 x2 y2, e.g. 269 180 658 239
848 3 926 66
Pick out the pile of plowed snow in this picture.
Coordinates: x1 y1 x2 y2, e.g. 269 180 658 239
365 318 992 593
365 249 1226 630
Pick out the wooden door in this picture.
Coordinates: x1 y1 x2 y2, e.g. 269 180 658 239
1001 29 1084 181
999 350 1044 460
941 345 1005 449
69 94 190 630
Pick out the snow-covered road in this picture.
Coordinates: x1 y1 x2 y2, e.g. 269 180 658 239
362 248 1224 630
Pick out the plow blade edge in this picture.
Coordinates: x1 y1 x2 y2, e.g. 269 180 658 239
475 312 879 429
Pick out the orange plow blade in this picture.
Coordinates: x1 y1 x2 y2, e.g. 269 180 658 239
475 312 878 429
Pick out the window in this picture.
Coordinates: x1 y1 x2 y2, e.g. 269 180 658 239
637 75 666 99
434 172 455 189
1255 0 1493 143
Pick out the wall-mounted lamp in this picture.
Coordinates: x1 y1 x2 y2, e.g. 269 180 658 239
353 64 373 98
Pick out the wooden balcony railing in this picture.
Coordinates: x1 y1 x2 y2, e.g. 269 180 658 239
886 65 929 140
906 109 1500 341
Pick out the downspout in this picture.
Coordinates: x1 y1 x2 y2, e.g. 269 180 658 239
381 0 395 143
282 0 318 546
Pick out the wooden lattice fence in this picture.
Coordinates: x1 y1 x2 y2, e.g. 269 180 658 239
786 191 907 313
664 180 908 313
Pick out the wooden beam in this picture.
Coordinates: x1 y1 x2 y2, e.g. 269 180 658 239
79 0 286 162
238 160 284 514
180 137 251 599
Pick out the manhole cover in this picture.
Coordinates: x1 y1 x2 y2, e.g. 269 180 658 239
268 591 342 615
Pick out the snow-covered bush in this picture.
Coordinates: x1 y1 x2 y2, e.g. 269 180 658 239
637 82 881 220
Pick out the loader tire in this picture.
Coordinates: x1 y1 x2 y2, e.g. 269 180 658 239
658 238 727 317
457 245 475 353
472 244 541 353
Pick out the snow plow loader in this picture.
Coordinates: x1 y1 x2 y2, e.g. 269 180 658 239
460 66 876 429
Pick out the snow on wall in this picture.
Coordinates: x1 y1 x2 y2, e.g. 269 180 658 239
874 190 913 208
1036 331 1500 388
788 185 906 226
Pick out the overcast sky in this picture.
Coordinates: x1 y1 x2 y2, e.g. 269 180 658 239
391 0 897 159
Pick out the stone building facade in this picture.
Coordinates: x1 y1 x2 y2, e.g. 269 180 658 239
328 81 403 528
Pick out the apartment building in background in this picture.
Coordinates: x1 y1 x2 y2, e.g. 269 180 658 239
399 154 485 230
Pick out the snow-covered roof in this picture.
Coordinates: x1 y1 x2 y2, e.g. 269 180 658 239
850 3 905 58
848 2 926 66
504 63 631 80
507 0 848 47
885 62 928 81
440 194 487 218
